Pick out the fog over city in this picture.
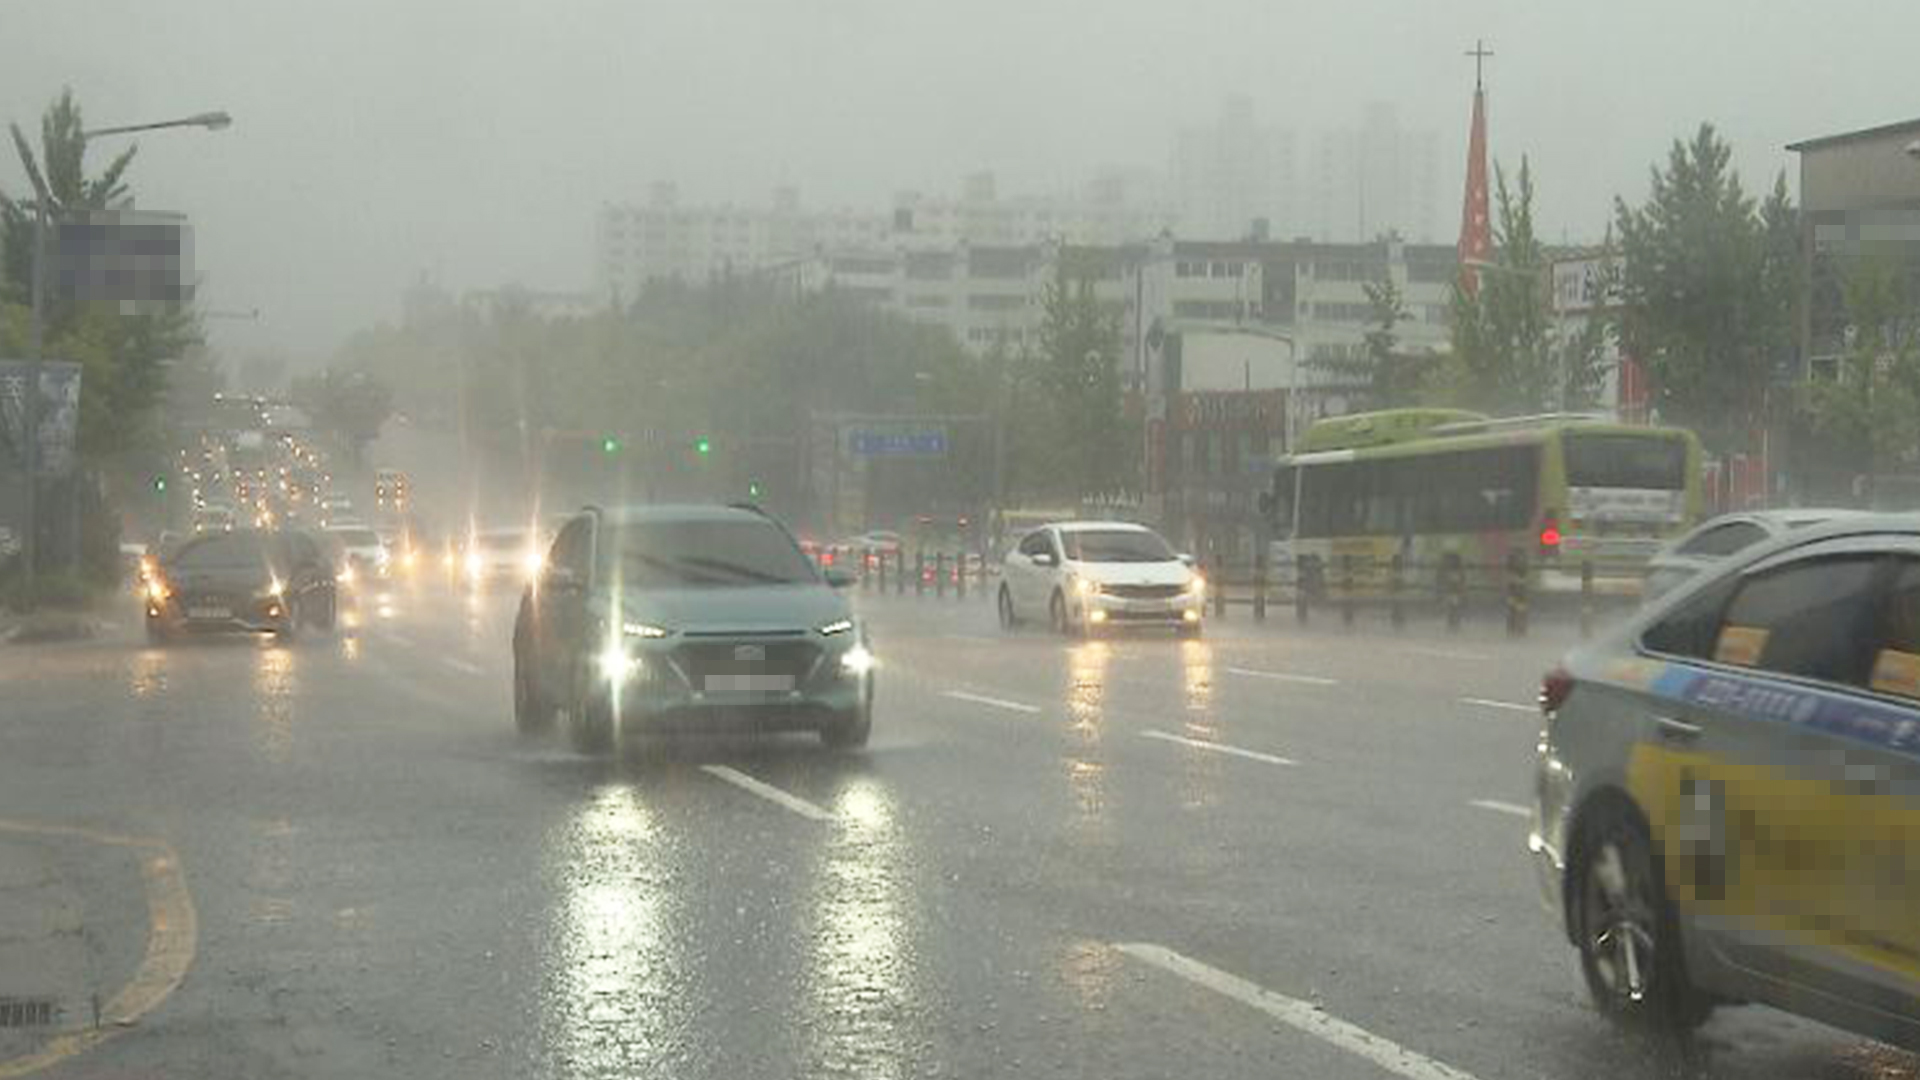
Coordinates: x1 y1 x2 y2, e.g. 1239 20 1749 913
4 0 1913 360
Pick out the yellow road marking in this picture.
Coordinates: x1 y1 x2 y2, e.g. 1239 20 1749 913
0 820 198 1079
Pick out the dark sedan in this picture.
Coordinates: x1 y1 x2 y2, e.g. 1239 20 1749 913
145 529 337 642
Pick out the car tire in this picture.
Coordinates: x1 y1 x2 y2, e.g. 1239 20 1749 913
821 698 872 749
513 656 557 736
1571 800 1712 1036
997 585 1019 630
567 679 615 755
1049 590 1074 637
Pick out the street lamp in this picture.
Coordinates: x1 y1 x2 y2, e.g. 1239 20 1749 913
14 109 230 610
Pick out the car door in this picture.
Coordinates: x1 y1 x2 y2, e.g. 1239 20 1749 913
1633 543 1902 1008
1008 530 1044 609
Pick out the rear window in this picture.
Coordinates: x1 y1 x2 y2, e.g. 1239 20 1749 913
601 520 815 588
1564 434 1686 490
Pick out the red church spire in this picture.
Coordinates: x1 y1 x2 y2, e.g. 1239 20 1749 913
1458 40 1493 296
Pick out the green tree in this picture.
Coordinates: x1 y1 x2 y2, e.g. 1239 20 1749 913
291 368 394 466
1613 124 1793 451
1446 159 1559 412
1313 277 1441 407
1802 251 1920 503
1022 261 1131 500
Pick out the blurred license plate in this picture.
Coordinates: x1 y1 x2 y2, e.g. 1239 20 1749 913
188 606 230 619
703 673 794 695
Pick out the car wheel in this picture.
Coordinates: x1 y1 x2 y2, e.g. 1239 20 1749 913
513 655 557 736
567 676 615 755
997 585 1019 630
820 699 872 749
1571 801 1711 1036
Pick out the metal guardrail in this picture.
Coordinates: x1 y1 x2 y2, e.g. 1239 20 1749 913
820 546 1621 638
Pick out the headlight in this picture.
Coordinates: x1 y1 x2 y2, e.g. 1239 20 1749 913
818 617 855 636
464 552 484 578
622 621 671 639
1187 573 1206 597
840 643 875 676
597 642 638 680
266 577 285 598
146 579 170 602
337 564 356 585
1075 577 1102 597
523 550 545 577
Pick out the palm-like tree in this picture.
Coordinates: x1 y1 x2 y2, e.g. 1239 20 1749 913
1 88 139 300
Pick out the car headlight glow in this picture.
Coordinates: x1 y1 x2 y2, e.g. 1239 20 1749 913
146 579 170 602
1187 573 1206 596
1076 577 1102 596
597 642 637 680
464 552 484 578
266 576 285 598
840 643 875 676
818 617 855 636
337 564 356 585
622 621 671 639
523 549 545 577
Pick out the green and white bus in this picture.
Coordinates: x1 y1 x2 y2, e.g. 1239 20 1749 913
1263 409 1705 595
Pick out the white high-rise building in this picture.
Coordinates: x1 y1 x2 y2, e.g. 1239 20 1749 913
1170 95 1297 241
1307 102 1440 243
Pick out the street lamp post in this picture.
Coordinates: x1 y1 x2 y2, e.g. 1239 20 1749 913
13 109 230 610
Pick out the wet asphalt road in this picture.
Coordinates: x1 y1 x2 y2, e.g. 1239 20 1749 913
0 580 1914 1080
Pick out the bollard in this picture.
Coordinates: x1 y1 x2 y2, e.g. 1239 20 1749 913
896 549 907 595
1341 553 1355 628
1445 558 1464 633
915 550 926 597
1294 554 1310 626
1579 560 1594 639
956 551 968 600
1506 550 1529 638
1390 554 1405 630
935 551 948 599
1253 553 1268 622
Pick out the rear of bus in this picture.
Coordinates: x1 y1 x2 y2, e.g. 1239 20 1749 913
1537 425 1702 593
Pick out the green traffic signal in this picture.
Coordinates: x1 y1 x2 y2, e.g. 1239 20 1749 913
601 436 621 454
152 475 167 492
695 437 711 457
748 481 762 499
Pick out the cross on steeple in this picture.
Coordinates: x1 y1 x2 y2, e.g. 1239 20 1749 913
1466 38 1493 91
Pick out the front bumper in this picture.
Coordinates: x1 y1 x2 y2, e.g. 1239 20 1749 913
593 635 871 729
1073 589 1205 626
148 595 291 634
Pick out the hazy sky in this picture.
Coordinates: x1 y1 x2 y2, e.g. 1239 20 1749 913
4 0 1914 364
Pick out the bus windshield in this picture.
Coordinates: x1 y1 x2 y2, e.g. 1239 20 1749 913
1564 434 1686 490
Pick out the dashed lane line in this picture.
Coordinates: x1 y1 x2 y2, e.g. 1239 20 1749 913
1141 729 1296 766
940 689 1042 714
1224 666 1338 686
1459 697 1535 715
1116 943 1483 1080
699 765 836 822
1469 799 1531 819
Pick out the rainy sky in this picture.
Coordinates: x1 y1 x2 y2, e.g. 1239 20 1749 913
3 0 1912 363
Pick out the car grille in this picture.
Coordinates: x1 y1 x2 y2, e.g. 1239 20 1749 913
1103 583 1185 600
177 588 249 611
672 638 821 683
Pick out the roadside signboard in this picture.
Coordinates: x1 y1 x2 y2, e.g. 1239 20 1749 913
0 360 84 477
846 425 948 457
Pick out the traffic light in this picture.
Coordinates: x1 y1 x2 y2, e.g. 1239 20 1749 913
694 437 711 457
747 480 763 499
601 435 621 454
152 474 167 493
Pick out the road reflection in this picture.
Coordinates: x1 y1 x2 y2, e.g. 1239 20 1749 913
1063 641 1111 838
251 641 295 766
541 784 692 1077
801 776 916 1079
1177 638 1222 811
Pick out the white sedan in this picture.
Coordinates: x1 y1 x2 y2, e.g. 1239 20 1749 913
997 520 1204 637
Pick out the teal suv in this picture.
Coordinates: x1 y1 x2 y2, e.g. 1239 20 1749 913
512 505 873 754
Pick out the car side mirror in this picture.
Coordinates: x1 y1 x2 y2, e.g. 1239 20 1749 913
824 566 857 589
1032 552 1058 567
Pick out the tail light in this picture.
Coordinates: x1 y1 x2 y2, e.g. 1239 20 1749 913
1539 666 1575 716
1538 513 1562 551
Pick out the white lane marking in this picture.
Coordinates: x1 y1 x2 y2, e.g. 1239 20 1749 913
1469 799 1531 819
384 632 416 648
941 689 1042 714
1405 646 1491 662
1141 729 1296 766
1116 943 1483 1080
699 765 836 822
441 656 484 676
1459 697 1535 715
1225 666 1337 686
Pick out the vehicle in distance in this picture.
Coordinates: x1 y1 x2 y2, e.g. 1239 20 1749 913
1641 508 1866 603
374 468 409 510
191 504 236 533
998 521 1204 637
461 525 546 586
1530 515 1920 1049
145 528 337 642
317 494 353 525
511 504 872 753
325 523 389 583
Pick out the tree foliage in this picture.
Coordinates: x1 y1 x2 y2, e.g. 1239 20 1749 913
1312 277 1442 408
1613 124 1795 451
290 368 394 465
1801 250 1920 499
1011 261 1133 500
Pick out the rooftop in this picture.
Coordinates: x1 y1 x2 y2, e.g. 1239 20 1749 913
1786 117 1920 153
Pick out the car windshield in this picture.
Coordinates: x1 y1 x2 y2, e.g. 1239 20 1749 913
167 534 274 572
602 521 817 587
1061 529 1176 563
